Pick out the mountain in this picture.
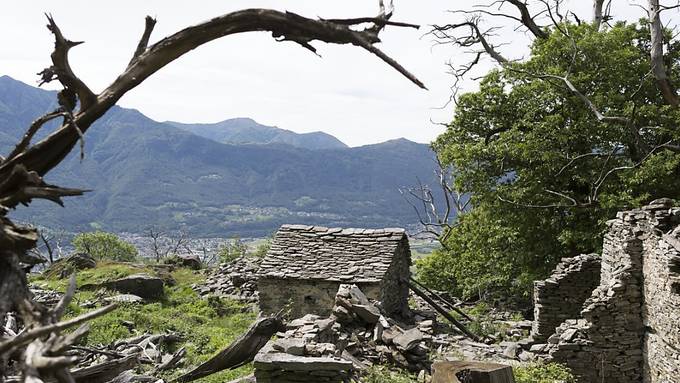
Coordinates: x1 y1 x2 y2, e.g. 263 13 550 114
0 76 438 237
167 118 348 150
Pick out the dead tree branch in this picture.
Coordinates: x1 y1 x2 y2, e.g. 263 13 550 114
400 158 469 247
0 4 424 381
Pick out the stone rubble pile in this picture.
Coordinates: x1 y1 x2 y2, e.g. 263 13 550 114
194 255 261 303
255 284 437 382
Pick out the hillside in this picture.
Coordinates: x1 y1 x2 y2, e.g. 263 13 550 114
1 76 438 237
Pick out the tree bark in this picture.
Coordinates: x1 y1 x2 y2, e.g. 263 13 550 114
648 0 679 106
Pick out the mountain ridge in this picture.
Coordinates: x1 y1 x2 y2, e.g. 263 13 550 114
0 75 437 237
166 118 349 150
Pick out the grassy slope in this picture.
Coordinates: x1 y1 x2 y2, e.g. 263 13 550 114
32 262 256 382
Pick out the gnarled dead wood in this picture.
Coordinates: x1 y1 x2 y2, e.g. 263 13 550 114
172 316 283 383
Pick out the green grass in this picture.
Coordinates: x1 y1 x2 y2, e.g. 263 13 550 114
362 366 418 383
514 363 576 383
32 263 257 382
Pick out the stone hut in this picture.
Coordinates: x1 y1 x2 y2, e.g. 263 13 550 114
257 225 412 318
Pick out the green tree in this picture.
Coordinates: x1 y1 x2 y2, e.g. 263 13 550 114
217 236 248 263
419 21 680 301
73 231 138 262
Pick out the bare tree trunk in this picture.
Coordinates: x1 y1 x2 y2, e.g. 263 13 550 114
648 0 679 106
593 0 605 30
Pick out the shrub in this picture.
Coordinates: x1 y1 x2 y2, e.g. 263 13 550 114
252 238 271 258
361 366 417 383
72 231 138 261
217 236 247 263
514 363 576 383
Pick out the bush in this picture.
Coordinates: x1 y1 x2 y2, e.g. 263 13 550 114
252 238 271 258
72 231 138 261
217 236 247 263
514 363 576 383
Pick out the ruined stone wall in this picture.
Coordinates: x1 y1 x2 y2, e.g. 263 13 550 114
379 237 412 316
544 199 680 383
531 254 601 342
642 225 680 383
258 278 381 318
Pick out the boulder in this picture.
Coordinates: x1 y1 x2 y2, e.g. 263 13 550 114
178 254 202 270
86 274 164 299
353 304 381 324
44 253 96 279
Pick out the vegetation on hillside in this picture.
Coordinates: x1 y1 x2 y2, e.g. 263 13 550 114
418 21 680 302
32 262 256 382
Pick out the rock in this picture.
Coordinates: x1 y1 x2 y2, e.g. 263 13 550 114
272 338 306 356
381 327 400 345
353 304 381 324
529 343 547 353
178 254 201 270
393 328 424 352
502 343 519 359
560 328 578 342
104 294 144 304
518 350 534 362
346 285 371 306
44 253 96 279
305 343 336 357
87 274 164 299
253 352 352 372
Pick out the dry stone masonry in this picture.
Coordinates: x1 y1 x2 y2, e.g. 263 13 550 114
253 284 437 382
531 254 601 342
258 225 411 318
533 198 680 383
195 255 261 303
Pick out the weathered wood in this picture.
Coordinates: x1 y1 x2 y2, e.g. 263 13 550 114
432 361 515 383
407 280 480 342
71 354 138 383
410 278 473 322
172 316 283 383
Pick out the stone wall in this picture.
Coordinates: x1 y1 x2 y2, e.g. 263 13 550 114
642 224 680 382
258 278 381 318
542 199 680 383
531 254 601 342
379 236 412 317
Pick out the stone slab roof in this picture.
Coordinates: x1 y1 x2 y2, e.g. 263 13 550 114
259 225 408 282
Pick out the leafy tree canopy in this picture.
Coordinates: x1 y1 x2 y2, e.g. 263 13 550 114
72 231 138 262
418 21 680 301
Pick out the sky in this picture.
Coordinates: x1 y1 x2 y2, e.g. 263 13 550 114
0 1 665 146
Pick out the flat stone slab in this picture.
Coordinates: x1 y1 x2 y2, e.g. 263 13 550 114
254 352 352 372
104 294 144 304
